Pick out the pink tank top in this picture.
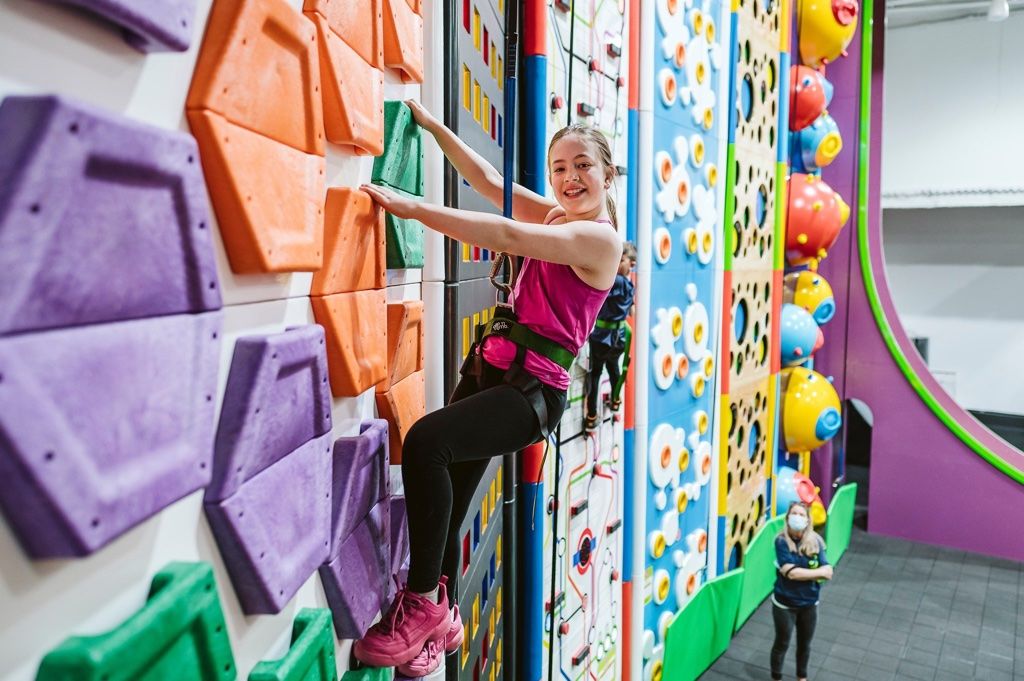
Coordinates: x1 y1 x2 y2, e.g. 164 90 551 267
481 223 612 390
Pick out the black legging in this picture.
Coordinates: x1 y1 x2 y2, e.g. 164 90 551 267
585 340 623 419
402 358 566 597
771 602 818 680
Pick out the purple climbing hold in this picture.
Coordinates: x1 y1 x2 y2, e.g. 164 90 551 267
0 311 222 558
205 431 333 615
319 500 392 639
206 325 332 502
45 0 198 52
0 95 220 336
329 420 390 557
390 495 410 587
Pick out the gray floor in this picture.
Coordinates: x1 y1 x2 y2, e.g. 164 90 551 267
702 527 1024 681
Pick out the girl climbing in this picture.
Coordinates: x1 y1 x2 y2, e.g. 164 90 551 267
353 99 623 675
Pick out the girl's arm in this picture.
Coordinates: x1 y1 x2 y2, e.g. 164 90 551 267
363 184 620 288
408 100 556 224
779 564 833 581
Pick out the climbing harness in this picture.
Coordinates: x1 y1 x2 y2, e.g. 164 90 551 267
593 318 633 404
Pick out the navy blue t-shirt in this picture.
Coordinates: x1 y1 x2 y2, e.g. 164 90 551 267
589 274 635 348
773 534 829 608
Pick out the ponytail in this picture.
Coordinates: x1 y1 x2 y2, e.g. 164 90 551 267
605 193 618 229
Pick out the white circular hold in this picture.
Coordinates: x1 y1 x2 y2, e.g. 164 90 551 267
702 351 715 379
689 134 706 167
673 549 686 568
705 162 719 187
693 409 709 435
661 509 680 546
654 489 667 511
658 68 678 107
653 227 672 264
690 371 706 398
654 150 673 187
683 227 698 256
685 282 698 302
649 530 667 559
653 346 675 391
695 440 713 484
674 486 690 513
697 222 715 265
649 423 679 489
653 569 671 605
642 629 656 659
683 302 711 360
658 611 674 642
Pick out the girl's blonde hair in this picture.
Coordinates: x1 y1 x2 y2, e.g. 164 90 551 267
547 124 618 228
779 501 825 557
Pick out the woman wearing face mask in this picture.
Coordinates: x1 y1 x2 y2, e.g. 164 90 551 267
771 501 833 681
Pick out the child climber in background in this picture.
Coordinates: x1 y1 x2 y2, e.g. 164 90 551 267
584 241 636 431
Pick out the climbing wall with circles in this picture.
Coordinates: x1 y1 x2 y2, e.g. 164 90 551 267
541 395 625 681
637 0 730 678
530 3 630 679
545 0 631 216
717 0 786 572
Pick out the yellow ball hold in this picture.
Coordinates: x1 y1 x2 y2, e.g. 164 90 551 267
781 366 842 453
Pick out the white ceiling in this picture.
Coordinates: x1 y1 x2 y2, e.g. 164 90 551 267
885 0 1024 28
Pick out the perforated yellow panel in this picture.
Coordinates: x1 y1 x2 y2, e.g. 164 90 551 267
720 0 783 570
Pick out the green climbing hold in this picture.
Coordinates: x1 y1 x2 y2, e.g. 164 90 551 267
250 608 338 681
37 562 235 681
372 102 424 197
339 667 393 681
383 189 425 269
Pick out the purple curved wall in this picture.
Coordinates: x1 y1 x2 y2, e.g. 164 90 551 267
815 0 1024 562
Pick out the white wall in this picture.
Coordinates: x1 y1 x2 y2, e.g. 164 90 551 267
0 0 447 678
883 206 1024 415
882 14 1024 208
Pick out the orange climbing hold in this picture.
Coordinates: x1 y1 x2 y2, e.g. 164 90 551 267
311 188 386 296
187 0 324 155
375 370 425 464
311 289 387 397
188 110 325 273
309 12 385 155
382 0 424 84
378 301 424 394
303 0 383 68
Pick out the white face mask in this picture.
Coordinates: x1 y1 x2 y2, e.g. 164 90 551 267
788 514 809 532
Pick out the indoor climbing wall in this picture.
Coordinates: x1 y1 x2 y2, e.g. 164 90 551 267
445 0 506 284
545 0 631 203
538 412 626 681
514 3 631 679
443 2 508 680
716 0 786 574
633 0 730 678
0 0 431 678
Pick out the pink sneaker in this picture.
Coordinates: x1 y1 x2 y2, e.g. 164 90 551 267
396 605 464 677
353 577 452 667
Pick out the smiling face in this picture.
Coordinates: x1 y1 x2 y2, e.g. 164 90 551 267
548 134 611 218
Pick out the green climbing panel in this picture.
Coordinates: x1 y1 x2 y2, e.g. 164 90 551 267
825 483 857 564
384 190 425 269
663 568 745 681
735 515 785 631
339 668 393 681
372 102 423 197
250 609 337 681
37 562 235 681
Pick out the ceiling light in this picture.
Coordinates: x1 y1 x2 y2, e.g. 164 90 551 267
988 0 1010 21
